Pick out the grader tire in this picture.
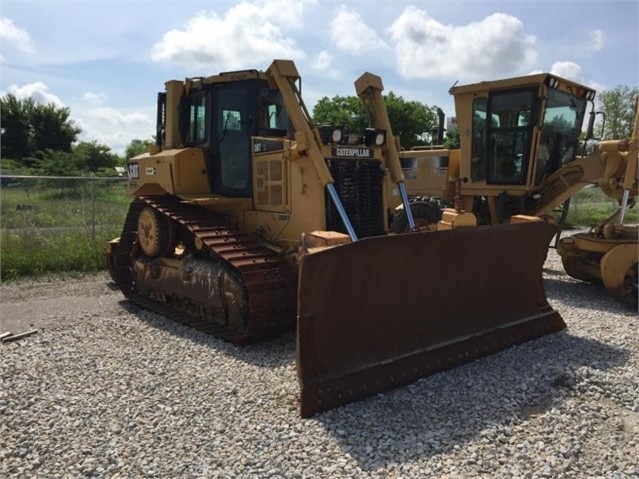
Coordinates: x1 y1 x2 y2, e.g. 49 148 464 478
601 244 638 305
391 201 442 233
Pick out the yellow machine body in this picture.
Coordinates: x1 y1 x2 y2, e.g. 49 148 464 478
106 60 571 417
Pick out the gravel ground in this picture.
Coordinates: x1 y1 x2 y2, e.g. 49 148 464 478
1 249 638 479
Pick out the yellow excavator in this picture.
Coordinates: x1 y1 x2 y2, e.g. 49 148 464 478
107 60 569 418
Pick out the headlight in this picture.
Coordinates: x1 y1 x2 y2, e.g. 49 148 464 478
319 126 345 144
319 125 333 145
364 128 386 146
546 76 559 89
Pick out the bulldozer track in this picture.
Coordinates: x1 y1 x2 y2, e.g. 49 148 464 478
113 195 297 342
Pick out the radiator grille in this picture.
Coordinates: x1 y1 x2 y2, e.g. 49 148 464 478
326 159 385 238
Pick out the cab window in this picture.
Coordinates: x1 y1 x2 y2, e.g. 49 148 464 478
217 86 250 192
471 98 488 181
486 88 537 184
186 93 207 144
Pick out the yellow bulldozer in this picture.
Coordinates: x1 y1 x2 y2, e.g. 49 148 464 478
107 59 632 418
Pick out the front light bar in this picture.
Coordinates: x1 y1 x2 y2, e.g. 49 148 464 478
319 125 386 147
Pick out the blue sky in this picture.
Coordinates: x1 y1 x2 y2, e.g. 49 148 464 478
1 0 637 154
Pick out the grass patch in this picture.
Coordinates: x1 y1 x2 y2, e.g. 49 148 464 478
0 227 122 281
558 186 638 228
1 178 129 281
1 180 129 229
0 178 636 281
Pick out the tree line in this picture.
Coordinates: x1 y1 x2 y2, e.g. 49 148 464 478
1 83 636 177
1 94 117 176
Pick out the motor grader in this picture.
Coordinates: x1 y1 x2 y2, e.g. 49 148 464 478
106 60 565 417
555 99 638 304
393 77 638 305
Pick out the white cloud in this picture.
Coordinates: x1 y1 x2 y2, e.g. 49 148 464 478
310 50 340 79
313 51 332 70
0 17 34 53
4 81 153 154
86 107 150 126
549 61 584 83
84 91 108 106
7 82 64 107
329 5 389 55
76 121 153 155
588 29 606 52
387 7 538 81
151 1 310 69
562 28 607 58
76 107 154 154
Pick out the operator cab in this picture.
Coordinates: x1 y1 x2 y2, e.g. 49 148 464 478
453 73 595 189
157 72 290 198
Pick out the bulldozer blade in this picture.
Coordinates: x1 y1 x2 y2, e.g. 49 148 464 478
297 221 565 417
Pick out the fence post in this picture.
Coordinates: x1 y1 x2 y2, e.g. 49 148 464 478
91 175 96 241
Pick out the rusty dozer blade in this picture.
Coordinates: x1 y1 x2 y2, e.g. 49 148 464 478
297 221 565 417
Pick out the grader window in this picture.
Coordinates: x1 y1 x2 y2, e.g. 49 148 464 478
471 98 488 181
486 88 537 185
534 88 586 184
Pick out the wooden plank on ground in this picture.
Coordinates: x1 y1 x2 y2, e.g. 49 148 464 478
2 329 37 343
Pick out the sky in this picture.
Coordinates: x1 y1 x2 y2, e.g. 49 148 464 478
1 0 638 155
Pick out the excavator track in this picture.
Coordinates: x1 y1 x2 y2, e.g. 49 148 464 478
113 195 297 342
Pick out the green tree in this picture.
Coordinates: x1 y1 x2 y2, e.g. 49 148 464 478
596 85 639 139
313 96 367 132
312 93 437 150
125 138 155 159
0 93 81 163
384 92 437 149
33 149 80 176
31 103 80 153
1 94 34 161
73 140 119 174
443 129 460 149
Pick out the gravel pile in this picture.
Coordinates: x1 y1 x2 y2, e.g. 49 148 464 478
1 249 637 478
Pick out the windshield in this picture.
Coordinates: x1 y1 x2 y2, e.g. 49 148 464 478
534 88 587 184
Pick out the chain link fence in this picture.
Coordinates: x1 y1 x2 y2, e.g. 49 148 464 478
0 175 634 281
0 175 129 280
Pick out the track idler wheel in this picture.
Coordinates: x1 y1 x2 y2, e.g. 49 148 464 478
137 206 175 258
